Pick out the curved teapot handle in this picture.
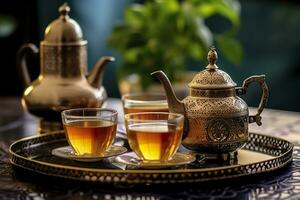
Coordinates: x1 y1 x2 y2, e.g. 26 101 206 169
17 43 39 87
236 75 269 126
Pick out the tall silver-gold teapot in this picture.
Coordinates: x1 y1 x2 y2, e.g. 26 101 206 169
152 48 269 153
17 3 114 132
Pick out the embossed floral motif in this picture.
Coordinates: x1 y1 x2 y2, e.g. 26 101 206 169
235 116 248 139
206 119 230 142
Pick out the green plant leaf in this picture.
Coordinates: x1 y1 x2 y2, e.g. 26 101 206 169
123 48 141 63
124 4 145 28
216 34 243 65
189 43 205 60
195 0 240 27
107 0 242 89
161 0 180 14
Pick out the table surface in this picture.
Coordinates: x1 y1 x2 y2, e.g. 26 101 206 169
1 97 300 199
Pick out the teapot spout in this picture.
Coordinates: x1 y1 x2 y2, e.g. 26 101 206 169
87 56 115 88
151 70 185 114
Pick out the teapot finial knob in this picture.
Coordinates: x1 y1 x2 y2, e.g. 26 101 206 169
206 47 218 70
59 3 70 19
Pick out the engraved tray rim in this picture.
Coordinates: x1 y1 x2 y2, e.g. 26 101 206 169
9 131 294 184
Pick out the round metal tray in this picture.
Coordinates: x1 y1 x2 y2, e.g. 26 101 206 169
9 132 293 184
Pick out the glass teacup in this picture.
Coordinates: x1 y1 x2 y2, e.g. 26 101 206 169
61 108 118 156
125 112 184 163
122 93 169 115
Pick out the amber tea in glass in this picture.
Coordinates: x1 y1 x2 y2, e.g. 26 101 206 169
122 93 168 117
125 112 184 162
61 108 117 156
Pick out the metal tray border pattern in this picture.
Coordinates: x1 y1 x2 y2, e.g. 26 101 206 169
9 132 294 184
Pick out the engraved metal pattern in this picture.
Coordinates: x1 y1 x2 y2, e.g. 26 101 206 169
183 115 248 152
188 48 236 89
152 48 269 154
41 44 87 76
9 132 293 185
190 88 235 97
206 119 230 142
180 96 249 153
1 145 300 199
188 69 237 89
183 96 248 116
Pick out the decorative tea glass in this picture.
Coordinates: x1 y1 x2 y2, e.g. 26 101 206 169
124 112 184 163
61 108 118 156
122 93 168 115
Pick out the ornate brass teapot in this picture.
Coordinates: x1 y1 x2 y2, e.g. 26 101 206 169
152 48 269 153
17 3 114 132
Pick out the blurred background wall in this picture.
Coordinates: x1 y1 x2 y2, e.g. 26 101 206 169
0 0 299 111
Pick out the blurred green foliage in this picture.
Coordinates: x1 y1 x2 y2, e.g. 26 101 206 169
108 0 242 89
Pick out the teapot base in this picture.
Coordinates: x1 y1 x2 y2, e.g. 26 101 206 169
205 151 238 164
183 140 247 154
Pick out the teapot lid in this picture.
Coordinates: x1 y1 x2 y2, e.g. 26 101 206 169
43 3 86 45
188 48 236 89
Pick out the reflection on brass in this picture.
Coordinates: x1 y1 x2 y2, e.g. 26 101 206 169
152 48 269 153
9 132 293 184
17 3 114 133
